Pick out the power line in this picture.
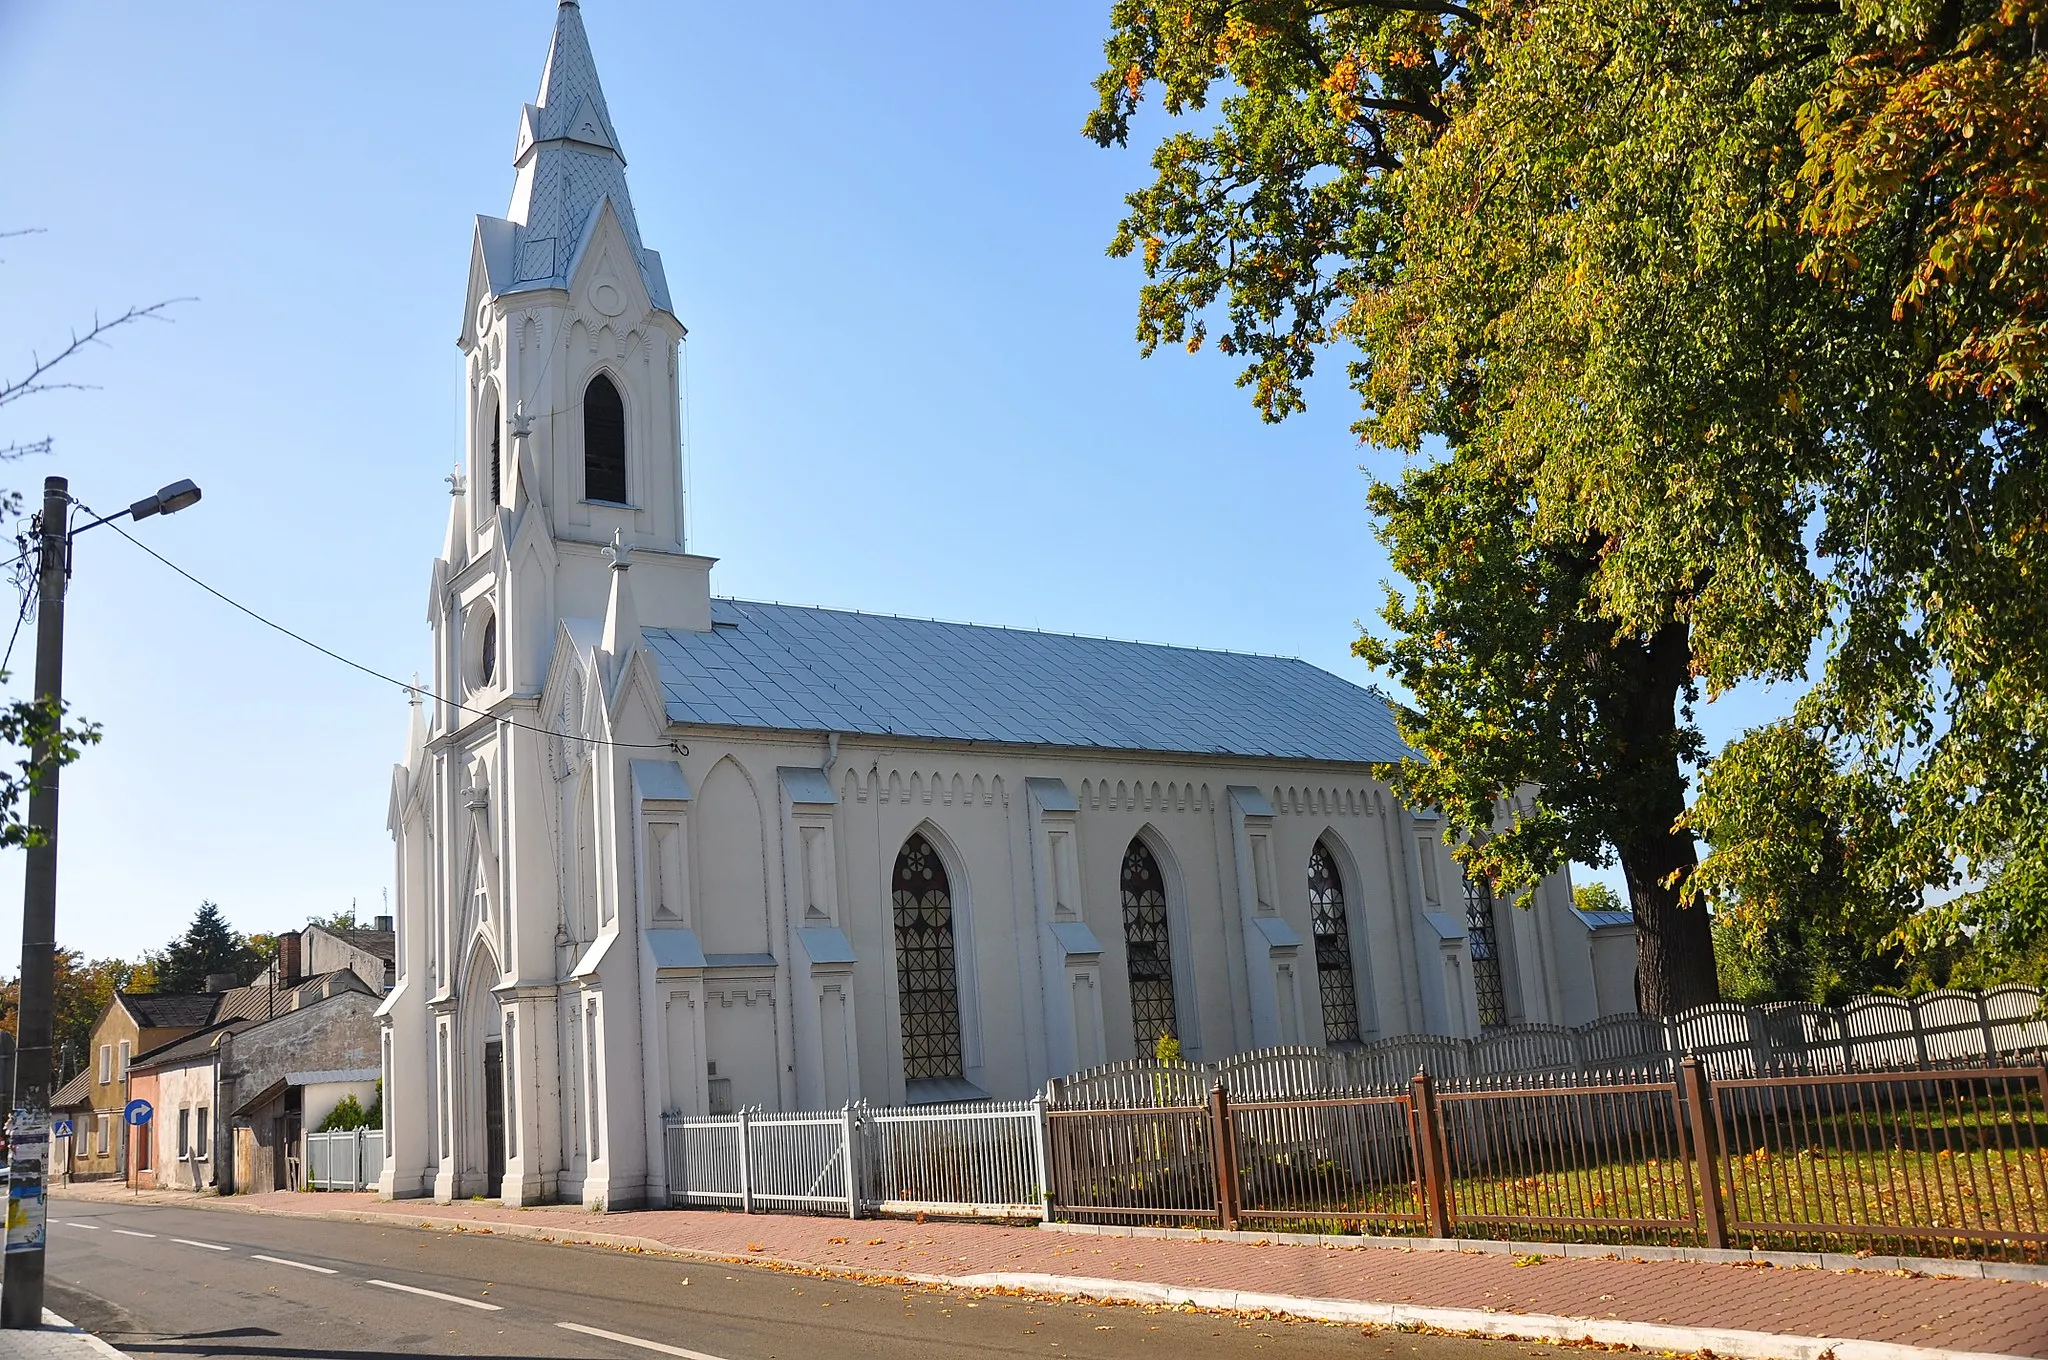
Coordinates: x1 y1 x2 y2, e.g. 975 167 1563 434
85 505 683 755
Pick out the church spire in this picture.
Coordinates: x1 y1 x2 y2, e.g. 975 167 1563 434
490 1 668 310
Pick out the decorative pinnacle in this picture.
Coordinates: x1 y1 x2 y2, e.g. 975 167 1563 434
446 468 466 496
510 402 534 443
406 673 424 707
603 526 633 572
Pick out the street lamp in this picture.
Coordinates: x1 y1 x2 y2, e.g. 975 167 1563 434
2 475 202 1328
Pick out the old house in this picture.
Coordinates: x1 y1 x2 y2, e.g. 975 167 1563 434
127 969 379 1193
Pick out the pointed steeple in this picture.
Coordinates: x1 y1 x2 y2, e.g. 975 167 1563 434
493 0 668 310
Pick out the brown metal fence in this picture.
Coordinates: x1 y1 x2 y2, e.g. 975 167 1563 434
1044 1058 2048 1262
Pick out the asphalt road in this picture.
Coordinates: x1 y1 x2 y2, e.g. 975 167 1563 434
41 1198 1592 1360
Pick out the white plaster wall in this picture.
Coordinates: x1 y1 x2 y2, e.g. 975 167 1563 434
154 1063 217 1192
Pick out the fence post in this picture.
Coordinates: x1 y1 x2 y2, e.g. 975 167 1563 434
1207 1083 1239 1231
1410 1069 1451 1240
1030 1094 1052 1223
737 1108 753 1215
1977 993 2000 1061
1678 1057 1728 1250
841 1104 860 1220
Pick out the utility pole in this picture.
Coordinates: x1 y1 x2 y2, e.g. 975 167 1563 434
4 476 70 1327
1 474 199 1327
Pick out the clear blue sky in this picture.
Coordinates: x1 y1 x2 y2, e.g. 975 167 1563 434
0 1 1780 970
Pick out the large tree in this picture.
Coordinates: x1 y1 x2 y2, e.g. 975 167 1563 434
1088 0 2046 1010
151 901 264 995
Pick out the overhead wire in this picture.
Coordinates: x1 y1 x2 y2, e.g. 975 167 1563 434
80 502 683 754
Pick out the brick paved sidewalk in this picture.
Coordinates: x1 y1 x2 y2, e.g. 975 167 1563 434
59 1184 2048 1357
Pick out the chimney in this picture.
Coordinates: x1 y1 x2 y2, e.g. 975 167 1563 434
374 915 393 933
277 932 302 988
205 973 239 994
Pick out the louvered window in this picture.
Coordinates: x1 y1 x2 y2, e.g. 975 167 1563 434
1308 840 1362 1043
1121 839 1177 1050
488 402 502 506
583 374 627 504
892 834 963 1080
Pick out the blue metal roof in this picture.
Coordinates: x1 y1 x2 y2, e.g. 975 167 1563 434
640 600 1417 765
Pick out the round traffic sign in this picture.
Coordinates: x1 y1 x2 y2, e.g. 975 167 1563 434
122 1099 152 1127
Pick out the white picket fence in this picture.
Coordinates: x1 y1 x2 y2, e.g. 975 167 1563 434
665 1099 1047 1219
1050 984 2048 1105
304 1128 384 1191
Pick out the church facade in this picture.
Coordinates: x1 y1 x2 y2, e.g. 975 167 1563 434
378 2 1632 1209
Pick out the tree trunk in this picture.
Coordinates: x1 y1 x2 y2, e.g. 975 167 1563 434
1620 838 1719 1015
1606 618 1721 1016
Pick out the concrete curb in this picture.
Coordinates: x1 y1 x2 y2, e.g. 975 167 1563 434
39 1310 129 1359
905 1272 2031 1360
50 1190 2044 1359
1043 1220 2048 1285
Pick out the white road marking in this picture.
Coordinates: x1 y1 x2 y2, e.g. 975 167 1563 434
111 1229 156 1238
556 1321 732 1359
171 1238 230 1251
367 1279 502 1311
252 1254 337 1275
60 1222 100 1230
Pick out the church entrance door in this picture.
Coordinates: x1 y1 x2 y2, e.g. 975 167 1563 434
483 1039 506 1194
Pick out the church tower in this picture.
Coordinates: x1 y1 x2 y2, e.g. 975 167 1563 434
384 1 704 1210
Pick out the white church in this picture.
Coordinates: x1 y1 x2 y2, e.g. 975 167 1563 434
378 1 1632 1208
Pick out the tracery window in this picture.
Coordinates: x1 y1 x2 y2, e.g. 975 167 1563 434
1308 840 1362 1043
1464 871 1508 1030
583 374 627 504
1121 838 1177 1050
892 834 963 1081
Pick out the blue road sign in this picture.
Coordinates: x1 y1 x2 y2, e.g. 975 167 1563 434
123 1099 151 1127
49 1120 71 1139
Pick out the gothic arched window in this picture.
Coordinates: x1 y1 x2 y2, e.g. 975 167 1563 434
1121 838 1176 1050
583 374 627 504
892 834 963 1081
1308 840 1362 1043
1464 871 1508 1030
487 397 502 506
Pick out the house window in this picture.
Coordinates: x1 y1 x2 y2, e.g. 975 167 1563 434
195 1107 210 1161
1308 840 1362 1044
891 833 962 1081
177 1108 191 1161
582 374 627 504
95 1114 109 1157
1121 838 1176 1050
98 1045 111 1084
117 1040 130 1079
1464 871 1508 1030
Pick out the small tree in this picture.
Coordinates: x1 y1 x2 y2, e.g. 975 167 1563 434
315 1093 374 1133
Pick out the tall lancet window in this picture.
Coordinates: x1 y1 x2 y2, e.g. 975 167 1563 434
488 400 502 506
1121 838 1176 1050
583 374 627 504
1308 840 1362 1043
1464 871 1508 1030
892 834 963 1082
